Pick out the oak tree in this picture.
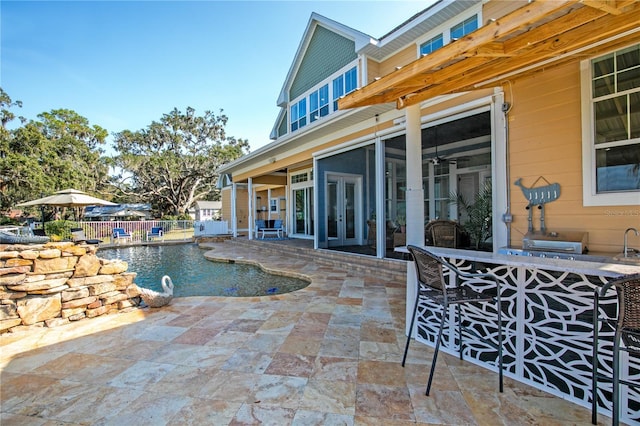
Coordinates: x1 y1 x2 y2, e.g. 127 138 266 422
112 107 249 216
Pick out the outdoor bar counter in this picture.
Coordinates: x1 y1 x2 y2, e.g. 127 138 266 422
401 246 640 424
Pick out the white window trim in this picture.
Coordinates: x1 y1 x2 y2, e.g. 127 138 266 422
415 4 482 58
580 51 640 206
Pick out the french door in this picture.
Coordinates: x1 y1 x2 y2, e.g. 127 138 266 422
293 187 313 236
326 174 361 247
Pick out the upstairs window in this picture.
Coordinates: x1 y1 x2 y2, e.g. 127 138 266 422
333 66 357 112
333 75 344 111
345 66 358 94
591 44 640 193
291 98 306 132
450 15 478 40
290 65 357 134
420 34 444 56
310 84 329 122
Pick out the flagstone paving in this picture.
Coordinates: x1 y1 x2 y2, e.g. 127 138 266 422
1 241 606 425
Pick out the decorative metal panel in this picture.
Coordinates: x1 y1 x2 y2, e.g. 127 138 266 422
413 257 640 425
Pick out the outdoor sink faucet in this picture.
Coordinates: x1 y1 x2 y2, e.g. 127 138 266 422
623 227 639 257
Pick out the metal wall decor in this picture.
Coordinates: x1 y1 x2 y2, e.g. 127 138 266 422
514 177 561 233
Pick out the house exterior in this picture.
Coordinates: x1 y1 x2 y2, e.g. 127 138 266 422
193 200 222 221
219 0 640 257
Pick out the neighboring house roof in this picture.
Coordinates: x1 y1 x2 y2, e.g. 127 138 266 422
84 204 151 218
194 201 222 210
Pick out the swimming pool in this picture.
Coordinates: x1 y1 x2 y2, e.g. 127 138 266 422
99 244 309 297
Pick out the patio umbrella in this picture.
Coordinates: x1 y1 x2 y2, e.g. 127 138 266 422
17 188 117 208
16 189 117 223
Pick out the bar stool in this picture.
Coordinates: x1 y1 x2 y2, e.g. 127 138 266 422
592 273 640 425
402 245 504 396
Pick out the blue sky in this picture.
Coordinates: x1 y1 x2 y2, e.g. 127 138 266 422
2 0 432 154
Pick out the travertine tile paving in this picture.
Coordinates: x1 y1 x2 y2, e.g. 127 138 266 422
1 240 606 425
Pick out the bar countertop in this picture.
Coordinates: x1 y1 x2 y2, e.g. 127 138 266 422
395 245 640 277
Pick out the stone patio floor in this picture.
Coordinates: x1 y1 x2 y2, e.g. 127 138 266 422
1 240 607 425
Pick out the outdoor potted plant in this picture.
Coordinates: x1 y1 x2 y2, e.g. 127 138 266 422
396 215 406 233
450 182 492 250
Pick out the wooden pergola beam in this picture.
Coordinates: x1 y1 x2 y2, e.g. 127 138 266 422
339 0 575 110
399 2 640 108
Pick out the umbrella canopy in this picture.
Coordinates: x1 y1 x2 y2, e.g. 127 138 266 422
17 189 117 208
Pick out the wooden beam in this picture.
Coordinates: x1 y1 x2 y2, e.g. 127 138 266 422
400 6 640 108
339 0 574 109
581 0 622 15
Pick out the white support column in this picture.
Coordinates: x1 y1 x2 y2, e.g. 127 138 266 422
248 178 254 240
267 188 272 220
375 134 385 258
231 183 238 237
405 104 425 247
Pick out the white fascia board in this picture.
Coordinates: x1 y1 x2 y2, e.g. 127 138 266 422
269 108 285 140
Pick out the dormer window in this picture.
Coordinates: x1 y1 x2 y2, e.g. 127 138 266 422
420 34 444 56
416 8 481 60
451 15 478 40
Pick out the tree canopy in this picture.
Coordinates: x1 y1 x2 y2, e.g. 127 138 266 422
0 89 111 212
112 107 249 216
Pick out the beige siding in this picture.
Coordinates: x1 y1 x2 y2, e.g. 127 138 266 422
483 0 529 22
378 45 416 77
221 187 232 221
221 186 250 233
367 58 380 85
507 63 637 253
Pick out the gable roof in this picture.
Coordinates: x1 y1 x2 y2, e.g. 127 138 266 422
276 12 375 107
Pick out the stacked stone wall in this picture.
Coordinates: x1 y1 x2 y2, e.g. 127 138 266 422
0 242 140 333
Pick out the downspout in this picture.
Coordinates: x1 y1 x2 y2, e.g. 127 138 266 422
501 88 513 246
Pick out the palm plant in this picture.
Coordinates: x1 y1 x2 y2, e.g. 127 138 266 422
450 182 492 250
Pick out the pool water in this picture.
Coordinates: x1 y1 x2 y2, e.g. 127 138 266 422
99 244 309 297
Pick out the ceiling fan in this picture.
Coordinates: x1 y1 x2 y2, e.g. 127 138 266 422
430 126 455 165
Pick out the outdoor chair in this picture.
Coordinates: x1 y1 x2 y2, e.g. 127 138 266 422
367 220 398 250
255 219 283 239
592 273 640 426
426 219 459 248
147 226 164 241
112 227 131 243
71 227 102 245
255 219 266 237
403 245 504 396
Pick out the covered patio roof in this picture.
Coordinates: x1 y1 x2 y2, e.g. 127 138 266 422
339 0 640 110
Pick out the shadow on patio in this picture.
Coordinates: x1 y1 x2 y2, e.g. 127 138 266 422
1 240 604 424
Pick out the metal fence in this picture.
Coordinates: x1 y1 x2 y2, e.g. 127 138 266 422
74 220 195 244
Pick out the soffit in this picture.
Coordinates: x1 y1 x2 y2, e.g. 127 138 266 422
339 0 640 110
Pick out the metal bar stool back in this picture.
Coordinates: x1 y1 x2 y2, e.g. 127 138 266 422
592 273 640 425
402 245 504 396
